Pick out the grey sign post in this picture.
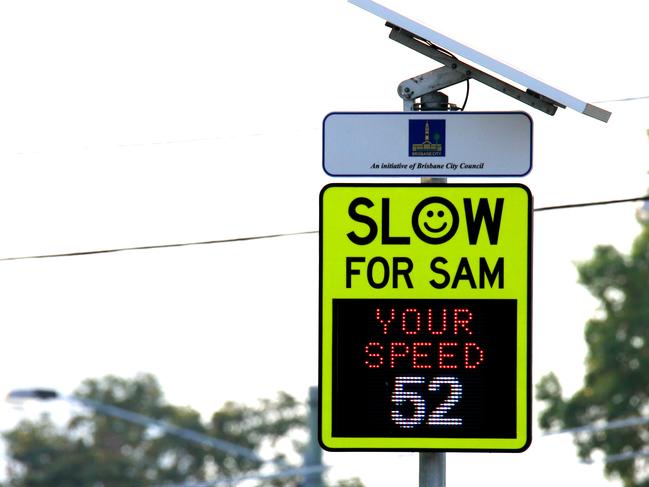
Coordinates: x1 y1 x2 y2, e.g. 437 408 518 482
325 0 612 486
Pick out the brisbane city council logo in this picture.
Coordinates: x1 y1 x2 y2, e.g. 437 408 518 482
409 119 446 157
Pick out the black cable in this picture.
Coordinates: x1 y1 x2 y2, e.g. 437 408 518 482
460 79 470 111
0 230 318 262
534 195 649 212
419 38 470 111
0 195 647 262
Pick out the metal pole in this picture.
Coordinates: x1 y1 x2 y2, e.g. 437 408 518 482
303 386 324 487
407 91 448 487
419 451 446 487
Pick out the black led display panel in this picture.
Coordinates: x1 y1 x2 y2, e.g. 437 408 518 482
332 298 517 439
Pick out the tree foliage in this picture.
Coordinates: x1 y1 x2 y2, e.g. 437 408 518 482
537 222 649 486
2 373 322 487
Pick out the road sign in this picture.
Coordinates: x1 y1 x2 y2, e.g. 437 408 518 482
319 184 532 452
323 112 533 177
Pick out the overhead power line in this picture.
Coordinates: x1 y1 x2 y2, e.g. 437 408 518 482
0 195 647 263
544 415 649 437
534 195 649 212
592 95 649 104
544 414 649 465
0 230 318 262
7 127 321 156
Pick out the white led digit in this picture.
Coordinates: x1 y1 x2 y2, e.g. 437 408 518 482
427 377 463 426
391 376 426 428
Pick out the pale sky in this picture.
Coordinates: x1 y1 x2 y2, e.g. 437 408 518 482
1 0 649 485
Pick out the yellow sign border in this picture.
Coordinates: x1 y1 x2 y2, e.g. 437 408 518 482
319 183 532 452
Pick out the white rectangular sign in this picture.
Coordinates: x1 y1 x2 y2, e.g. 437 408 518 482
323 111 533 177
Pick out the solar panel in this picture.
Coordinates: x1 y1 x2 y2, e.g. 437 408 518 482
350 0 611 122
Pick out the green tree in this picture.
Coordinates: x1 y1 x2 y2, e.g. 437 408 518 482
2 373 311 487
537 220 649 486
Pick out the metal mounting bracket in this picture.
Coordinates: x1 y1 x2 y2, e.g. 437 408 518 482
398 66 469 105
389 24 561 116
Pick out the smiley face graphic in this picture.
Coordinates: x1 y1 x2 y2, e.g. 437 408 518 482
411 196 459 244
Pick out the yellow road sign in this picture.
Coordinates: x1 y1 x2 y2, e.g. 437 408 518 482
319 183 532 451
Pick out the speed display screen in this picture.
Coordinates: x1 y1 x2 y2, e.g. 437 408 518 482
332 298 516 439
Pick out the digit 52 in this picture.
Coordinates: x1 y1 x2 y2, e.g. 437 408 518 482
391 376 463 428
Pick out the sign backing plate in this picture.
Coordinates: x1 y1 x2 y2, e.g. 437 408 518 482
319 183 532 451
323 112 533 177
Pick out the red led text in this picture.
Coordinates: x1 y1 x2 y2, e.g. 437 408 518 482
363 307 486 371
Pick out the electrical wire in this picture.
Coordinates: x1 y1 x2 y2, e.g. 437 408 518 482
544 415 649 437
0 195 647 263
0 231 318 262
418 37 471 111
543 414 649 465
460 79 470 111
592 95 649 104
415 25 648 112
534 195 649 212
5 128 321 156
